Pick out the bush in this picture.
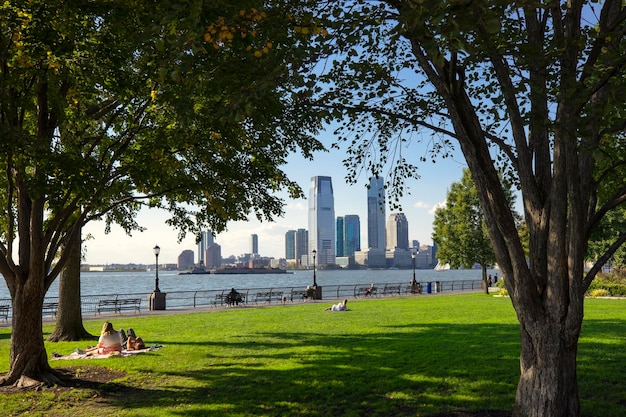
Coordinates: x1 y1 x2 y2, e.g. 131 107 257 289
587 273 626 297
588 288 610 297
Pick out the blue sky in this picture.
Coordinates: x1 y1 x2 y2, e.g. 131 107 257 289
82 131 469 265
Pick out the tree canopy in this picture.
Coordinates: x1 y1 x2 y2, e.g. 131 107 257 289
288 1 626 416
0 0 322 387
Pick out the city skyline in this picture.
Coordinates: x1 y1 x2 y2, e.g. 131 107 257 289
81 136 469 265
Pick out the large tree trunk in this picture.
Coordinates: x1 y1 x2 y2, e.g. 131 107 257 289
515 311 581 416
48 230 93 342
0 275 61 388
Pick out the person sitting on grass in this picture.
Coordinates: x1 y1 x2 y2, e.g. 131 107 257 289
325 299 348 311
84 321 123 355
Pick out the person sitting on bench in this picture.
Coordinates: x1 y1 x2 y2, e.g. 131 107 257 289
226 288 243 306
364 283 376 296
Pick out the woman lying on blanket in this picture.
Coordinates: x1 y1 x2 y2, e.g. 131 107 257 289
124 328 146 351
85 321 123 355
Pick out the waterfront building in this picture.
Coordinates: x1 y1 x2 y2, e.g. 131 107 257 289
250 234 258 255
295 228 308 266
336 217 345 257
308 176 335 266
177 250 194 270
387 213 409 250
285 230 296 260
343 214 361 256
197 230 214 266
367 176 386 250
205 243 221 268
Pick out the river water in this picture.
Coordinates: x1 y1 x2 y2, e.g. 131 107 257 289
0 268 497 299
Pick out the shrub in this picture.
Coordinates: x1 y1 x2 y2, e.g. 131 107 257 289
588 288 610 297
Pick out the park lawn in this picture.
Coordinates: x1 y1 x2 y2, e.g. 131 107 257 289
0 293 625 416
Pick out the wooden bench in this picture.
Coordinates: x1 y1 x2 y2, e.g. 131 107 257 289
253 291 284 304
355 286 377 298
290 289 307 302
0 304 9 321
96 298 141 315
42 302 59 317
226 292 245 306
382 284 402 296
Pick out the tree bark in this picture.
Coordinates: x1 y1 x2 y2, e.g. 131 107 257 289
481 264 489 295
48 229 93 342
0 275 62 387
515 313 581 416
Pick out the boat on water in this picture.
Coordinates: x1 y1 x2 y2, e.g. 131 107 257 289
433 261 451 271
178 267 211 275
212 267 292 275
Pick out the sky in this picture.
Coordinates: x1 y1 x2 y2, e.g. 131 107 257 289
82 131 469 265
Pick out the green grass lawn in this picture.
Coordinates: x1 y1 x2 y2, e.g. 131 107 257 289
1 293 625 416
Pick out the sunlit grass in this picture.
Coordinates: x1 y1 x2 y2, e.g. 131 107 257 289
0 294 624 416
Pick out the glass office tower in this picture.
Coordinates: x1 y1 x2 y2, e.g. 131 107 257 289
308 176 335 265
367 176 386 250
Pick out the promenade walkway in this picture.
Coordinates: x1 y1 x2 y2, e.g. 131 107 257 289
0 279 486 327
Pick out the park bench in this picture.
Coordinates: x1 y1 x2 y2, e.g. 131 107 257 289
42 302 58 317
0 304 9 321
226 292 245 306
96 298 141 315
355 286 377 298
212 294 227 306
253 291 284 304
290 289 308 302
382 284 402 296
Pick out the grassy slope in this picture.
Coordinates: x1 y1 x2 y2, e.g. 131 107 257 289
0 294 625 416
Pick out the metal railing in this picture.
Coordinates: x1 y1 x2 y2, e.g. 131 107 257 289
0 279 483 322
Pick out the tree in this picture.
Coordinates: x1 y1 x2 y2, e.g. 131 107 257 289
432 168 497 294
0 0 321 387
47 229 93 342
292 1 626 415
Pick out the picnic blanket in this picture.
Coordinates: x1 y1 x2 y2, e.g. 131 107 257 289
51 345 162 360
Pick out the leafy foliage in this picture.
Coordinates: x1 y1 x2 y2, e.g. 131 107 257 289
432 168 496 270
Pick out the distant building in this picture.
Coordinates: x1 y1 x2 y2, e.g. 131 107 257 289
285 230 296 260
205 243 221 268
308 176 335 266
337 215 360 257
198 230 214 266
250 234 258 255
367 176 386 250
343 214 361 256
336 217 345 257
386 213 409 250
177 250 194 269
295 228 308 266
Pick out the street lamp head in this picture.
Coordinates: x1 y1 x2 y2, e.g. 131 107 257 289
312 249 317 255
411 251 416 259
153 245 160 256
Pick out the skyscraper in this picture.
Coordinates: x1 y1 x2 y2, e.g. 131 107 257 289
343 214 361 256
250 234 258 255
336 217 345 257
285 230 296 260
309 176 335 265
386 213 409 250
295 228 308 265
367 176 386 250
198 230 214 266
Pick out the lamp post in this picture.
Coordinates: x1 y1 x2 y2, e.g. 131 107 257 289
411 250 417 290
153 245 161 292
312 249 317 287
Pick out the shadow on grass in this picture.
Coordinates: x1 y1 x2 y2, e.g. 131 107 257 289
102 322 522 416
